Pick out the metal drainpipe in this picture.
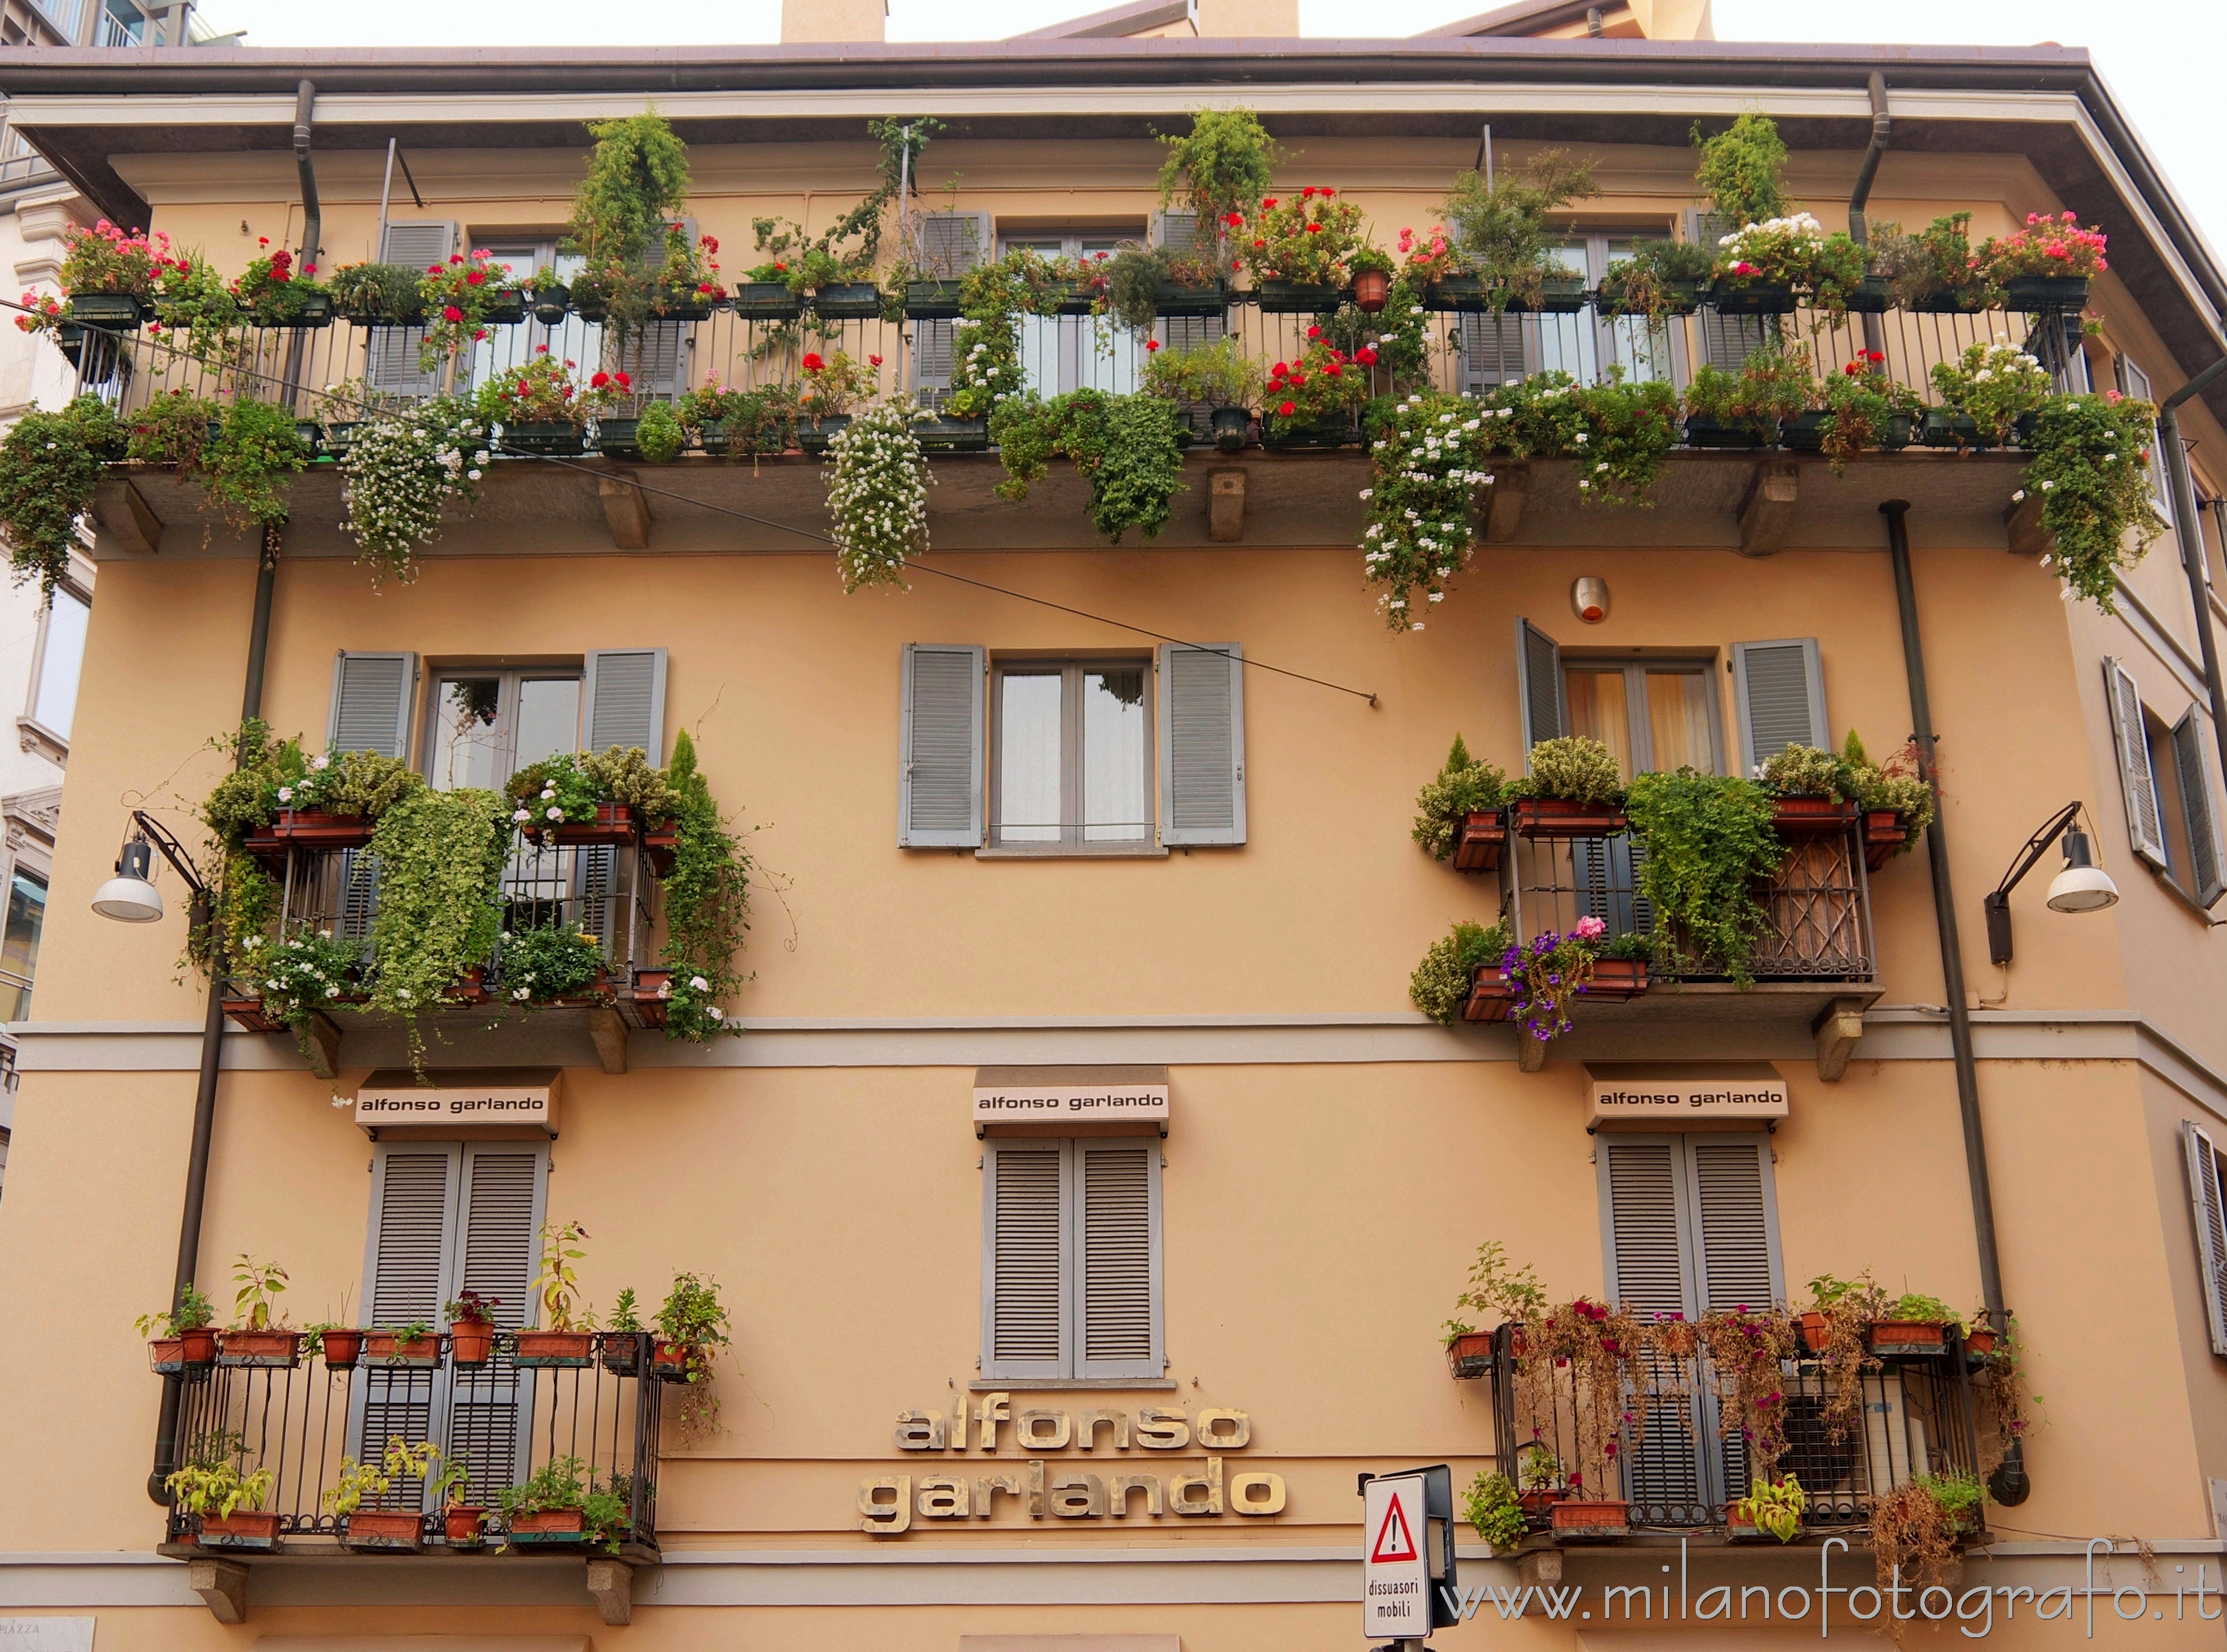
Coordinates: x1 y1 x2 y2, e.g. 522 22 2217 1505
1846 73 1891 359
1880 499 2029 1505
147 527 281 1504
2156 359 2227 793
291 80 318 273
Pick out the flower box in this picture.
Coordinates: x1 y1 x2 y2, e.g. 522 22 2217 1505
243 808 375 872
148 1327 220 1375
1550 1499 1630 1541
322 422 363 461
482 289 527 326
316 1328 365 1367
797 414 853 454
507 1508 587 1544
1842 274 1894 313
652 1339 697 1382
1866 1320 1947 1356
1043 278 1105 316
276 290 334 330
292 421 324 458
910 414 990 452
548 802 638 846
1261 418 1358 452
1683 414 1769 451
1509 798 1628 838
593 418 648 459
1862 808 1910 868
528 285 571 324
1796 1310 1831 1354
1597 276 1705 317
643 820 679 876
448 1321 496 1365
1251 279 1346 314
811 282 884 319
1586 958 1649 1000
1963 1328 1997 1358
1503 277 1590 314
1709 281 1796 315
729 283 801 321
632 968 672 1029
222 997 291 1035
513 1330 595 1367
1463 969 1515 1024
1452 810 1506 872
1518 1490 1561 1517
218 1330 304 1369
697 421 789 460
1154 279 1229 318
571 295 608 323
198 1510 282 1551
363 1331 440 1366
443 1505 489 1548
1772 797 1860 836
69 291 147 327
654 298 717 322
500 422 587 457
903 279 966 319
1922 408 1989 450
601 1334 643 1375
343 1509 424 1552
1779 409 1831 453
1422 275 1494 313
1446 1332 1495 1379
1909 288 1989 315
2005 274 2088 312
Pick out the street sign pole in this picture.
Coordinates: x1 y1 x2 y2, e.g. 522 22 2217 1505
1360 1465 1455 1645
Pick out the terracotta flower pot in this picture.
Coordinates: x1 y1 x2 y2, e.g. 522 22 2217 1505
1863 807 1910 871
444 1504 489 1546
448 1321 496 1366
363 1331 440 1366
1867 1320 1947 1355
1771 797 1861 836
513 1330 596 1367
149 1325 220 1375
508 1507 587 1542
549 802 637 846
643 819 680 875
198 1510 282 1550
1586 959 1650 1000
1963 1328 1997 1358
652 1339 697 1382
218 1329 304 1369
1550 1499 1631 1540
343 1508 423 1550
1510 798 1628 839
1464 969 1516 1024
1518 1489 1562 1516
1445 1332 1495 1379
317 1328 365 1367
1352 268 1392 314
1796 1310 1831 1354
1452 811 1506 872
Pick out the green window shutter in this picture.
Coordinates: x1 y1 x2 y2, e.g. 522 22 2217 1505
328 650 418 758
1157 643 1246 846
1074 1139 1161 1380
1514 617 1565 754
898 643 984 848
982 1139 1069 1380
446 1144 546 1496
582 648 669 761
1730 639 1827 775
2184 1121 2227 1358
355 1143 460 1482
2172 706 2227 907
2104 658 2169 868
2117 356 2173 526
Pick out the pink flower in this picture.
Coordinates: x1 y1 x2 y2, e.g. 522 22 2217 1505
1573 916 1607 941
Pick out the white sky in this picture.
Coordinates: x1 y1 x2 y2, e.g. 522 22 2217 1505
194 0 2227 264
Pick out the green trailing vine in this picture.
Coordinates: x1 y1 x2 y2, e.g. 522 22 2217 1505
563 110 692 340
1361 390 1496 631
2016 392 2167 610
1693 111 1789 227
0 395 116 597
1622 770 1783 986
1155 107 1283 239
988 390 1186 543
496 922 607 1006
658 729 752 1042
202 400 309 530
363 787 512 1058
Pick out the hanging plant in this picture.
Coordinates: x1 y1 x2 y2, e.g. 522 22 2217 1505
1501 919 1605 1044
988 390 1185 543
337 394 488 588
1468 371 1679 504
1801 1271 1887 1439
1439 152 1598 310
1509 1296 1651 1498
1696 1305 1798 1475
657 729 752 1042
1693 112 1789 228
1361 390 1493 631
826 400 931 591
565 110 692 271
1622 770 1782 985
942 250 1049 419
1156 107 1283 243
200 401 310 530
363 787 512 1060
0 395 117 597
2015 391 2167 609
1931 340 2051 444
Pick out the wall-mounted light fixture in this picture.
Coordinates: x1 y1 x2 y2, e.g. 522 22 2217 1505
1571 576 1609 624
1983 802 2119 965
93 812 205 924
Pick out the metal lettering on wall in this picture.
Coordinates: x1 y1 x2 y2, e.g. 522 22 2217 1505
858 1396 1285 1533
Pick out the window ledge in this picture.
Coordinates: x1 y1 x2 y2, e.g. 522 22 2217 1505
971 1377 1177 1391
14 716 66 769
975 844 1169 860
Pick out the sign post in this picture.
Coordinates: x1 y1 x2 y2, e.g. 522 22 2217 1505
1361 1464 1455 1645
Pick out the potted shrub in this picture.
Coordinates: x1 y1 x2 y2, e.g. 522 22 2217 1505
473 351 587 456
602 1288 645 1374
218 1255 302 1368
1411 735 1509 871
1596 237 1713 321
1408 919 1511 1028
796 349 876 452
139 1282 219 1375
1761 744 1861 835
514 1220 597 1366
1681 362 1770 450
1238 186 1369 312
446 1290 499 1366
1439 152 1597 313
1728 1474 1807 1542
648 224 726 320
1141 335 1263 454
497 1456 627 1549
364 1321 440 1365
1507 737 1626 836
1868 1292 1961 1356
654 1272 733 1437
680 378 797 459
1440 1240 1543 1378
1840 732 1935 868
168 1438 279 1551
1463 1471 1528 1549
1818 352 1921 473
1871 213 1998 312
1981 212 2106 311
1516 1445 1564 1517
433 1452 489 1549
326 1437 438 1552
328 261 430 326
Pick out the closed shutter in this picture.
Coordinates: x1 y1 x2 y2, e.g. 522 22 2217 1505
898 644 984 848
355 1144 459 1492
1515 617 1565 754
609 320 690 401
982 1140 1068 1380
1157 643 1246 846
912 213 992 402
1685 208 1772 372
1075 1140 1161 1379
2184 1121 2227 1358
1600 1137 1704 1516
2104 658 2169 868
1683 1137 1782 1310
1151 211 1204 255
445 1146 544 1497
365 326 444 399
2173 706 2227 907
1731 639 1827 775
329 650 418 758
1457 313 1529 392
380 219 459 270
582 648 668 761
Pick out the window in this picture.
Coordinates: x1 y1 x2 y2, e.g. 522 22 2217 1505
424 669 583 791
992 657 1152 849
0 866 46 1022
1000 230 1142 397
981 1137 1163 1381
2104 658 2227 906
2185 1121 2227 1358
469 239 605 395
27 585 87 744
1564 659 1723 780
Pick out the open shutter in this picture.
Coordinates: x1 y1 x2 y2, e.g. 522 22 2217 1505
356 1144 460 1487
2173 707 2227 907
2118 357 2173 525
1157 643 1246 846
982 1139 1069 1380
445 1144 545 1498
1074 1139 1161 1380
2104 658 2169 868
329 650 417 758
898 644 984 848
582 648 668 761
1515 617 1565 755
1731 639 1827 775
2185 1122 2227 1358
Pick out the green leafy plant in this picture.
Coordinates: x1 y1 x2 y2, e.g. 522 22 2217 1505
797 349 877 422
532 1220 594 1332
656 1272 733 1437
1412 734 1508 860
231 1255 290 1331
1883 1292 1964 1333
1156 107 1283 242
0 395 117 597
1931 340 2051 444
989 390 1185 543
1819 352 1921 473
942 251 1042 419
337 396 487 588
1443 1239 1546 1343
166 1433 274 1519
1518 1444 1561 1493
679 378 797 457
475 352 584 427
1914 1468 1985 1523
428 1449 475 1510
1409 918 1510 1026
1509 737 1624 805
1693 112 1789 227
1596 237 1714 321
563 110 691 339
137 1281 216 1340
498 1454 590 1518
827 400 931 591
328 262 427 323
1839 731 1935 844
1463 1471 1527 1549
496 922 607 1006
2017 391 2167 609
608 1288 643 1335
1360 390 1493 630
1141 334 1262 409
632 400 684 464
1099 243 1224 332
1440 151 1597 310
656 728 754 1042
239 924 363 1024
1458 370 1678 507
1735 1474 1807 1542
324 1436 439 1517
1623 770 1784 985
201 400 309 530
1759 743 1851 798
1871 213 2000 308
363 786 513 1061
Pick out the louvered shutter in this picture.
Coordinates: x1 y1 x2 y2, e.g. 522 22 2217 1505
912 213 992 402
355 1144 460 1488
1075 1140 1161 1380
2184 1121 2227 1358
1457 312 1530 392
1599 1136 1704 1516
1515 617 1565 755
608 320 689 401
1683 1137 1782 1310
329 650 418 758
2104 658 2170 868
898 644 984 848
982 1139 1069 1380
365 326 444 399
1151 211 1203 255
2173 707 2227 907
444 1145 544 1498
582 648 667 761
1685 208 1773 372
380 219 459 270
1731 639 1827 776
2117 357 2172 525
1156 643 1246 846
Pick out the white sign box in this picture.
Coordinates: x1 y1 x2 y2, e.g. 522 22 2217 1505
355 1068 561 1134
1363 1473 1431 1640
1586 1062 1788 1129
0 1621 95 1652
972 1065 1169 1129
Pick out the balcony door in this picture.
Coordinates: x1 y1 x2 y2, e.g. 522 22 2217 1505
999 230 1142 397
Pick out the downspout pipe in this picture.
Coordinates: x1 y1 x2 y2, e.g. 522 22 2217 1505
1846 73 1890 357
1880 499 2029 1506
2156 357 2227 795
291 79 318 274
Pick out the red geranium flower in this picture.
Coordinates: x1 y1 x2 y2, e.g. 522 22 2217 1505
1324 361 1342 377
1355 346 1378 366
442 305 464 322
1146 338 1161 351
869 354 884 367
591 372 610 388
802 352 824 372
1277 400 1296 416
466 270 485 285
1304 222 1322 234
450 252 464 264
1300 186 1316 199
1261 198 1278 209
429 264 446 275
1305 325 1321 340
615 372 631 387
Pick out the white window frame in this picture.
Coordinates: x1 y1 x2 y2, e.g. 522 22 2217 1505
986 654 1159 857
17 566 90 767
419 662 586 792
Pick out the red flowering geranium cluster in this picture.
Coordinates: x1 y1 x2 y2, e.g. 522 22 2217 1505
1981 211 2108 282
1263 324 1373 430
580 366 638 414
229 238 330 327
1236 186 1372 287
652 224 726 309
471 349 584 426
1395 224 1461 283
418 248 514 366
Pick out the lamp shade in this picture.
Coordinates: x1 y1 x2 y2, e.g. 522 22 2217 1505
93 837 166 923
2046 825 2119 914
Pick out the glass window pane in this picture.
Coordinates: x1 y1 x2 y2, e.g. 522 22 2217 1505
1566 669 1634 779
515 678 580 771
1082 668 1147 843
430 676 504 792
1 868 46 1021
999 673 1063 843
1646 671 1717 774
32 590 88 739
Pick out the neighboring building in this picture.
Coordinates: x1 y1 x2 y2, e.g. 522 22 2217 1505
6 3 2227 1647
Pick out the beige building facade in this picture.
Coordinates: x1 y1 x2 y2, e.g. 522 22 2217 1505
3 7 2227 1649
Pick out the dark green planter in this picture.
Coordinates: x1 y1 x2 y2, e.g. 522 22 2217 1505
903 280 966 319
291 421 322 458
697 419 791 458
1043 279 1105 317
342 301 426 327
796 413 853 454
1684 413 1770 450
1597 276 1705 318
1842 274 1893 314
528 285 571 325
324 421 362 461
1709 281 1797 316
500 422 586 457
1504 277 1590 314
68 291 145 328
1251 280 1346 314
656 298 717 322
1262 416 1358 451
2005 274 2089 312
811 282 884 320
596 417 643 457
1780 409 1831 452
1909 288 1989 315
1153 279 1228 319
1422 276 1493 313
571 297 609 324
253 290 331 330
2011 410 2040 448
1922 407 1988 449
1209 406 1252 453
1879 411 1918 452
911 414 989 452
482 289 527 326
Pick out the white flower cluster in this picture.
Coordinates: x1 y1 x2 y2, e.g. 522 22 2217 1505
339 404 490 587
1719 212 1828 256
826 401 933 591
1361 393 1492 632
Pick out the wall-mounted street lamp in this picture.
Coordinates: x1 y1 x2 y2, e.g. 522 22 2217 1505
1983 801 2119 966
93 814 206 923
